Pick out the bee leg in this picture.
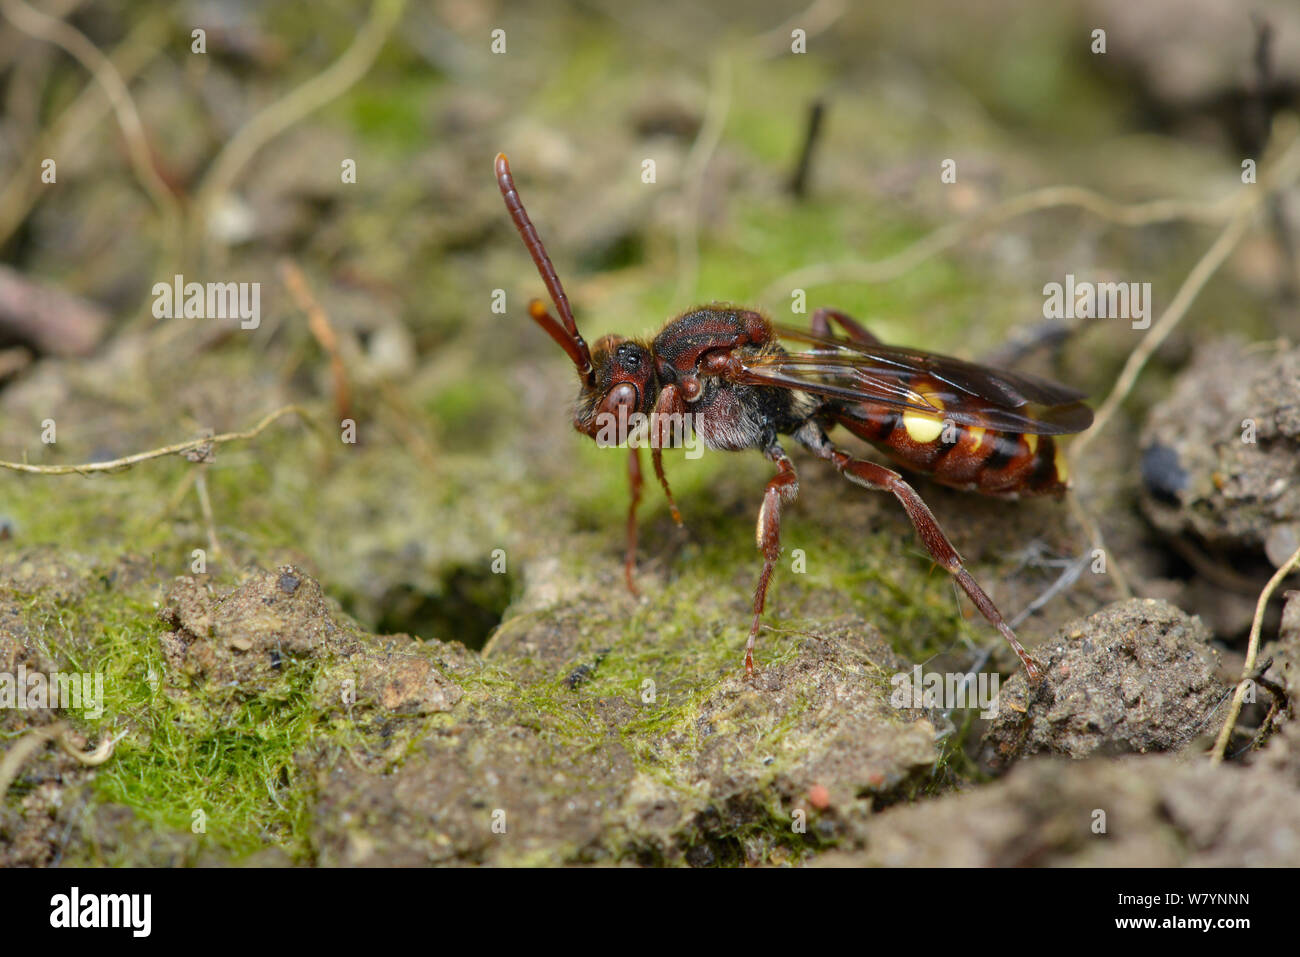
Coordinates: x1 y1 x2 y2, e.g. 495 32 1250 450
745 444 799 678
651 384 686 526
624 446 643 596
810 307 881 345
650 446 683 526
808 435 1043 683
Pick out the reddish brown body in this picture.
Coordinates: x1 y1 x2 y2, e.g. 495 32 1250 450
494 152 1093 683
649 305 1075 497
831 381 1069 497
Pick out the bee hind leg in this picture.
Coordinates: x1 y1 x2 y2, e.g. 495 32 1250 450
624 446 643 595
798 423 1044 684
810 307 881 345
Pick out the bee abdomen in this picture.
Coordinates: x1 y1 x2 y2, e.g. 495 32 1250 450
833 405 1069 497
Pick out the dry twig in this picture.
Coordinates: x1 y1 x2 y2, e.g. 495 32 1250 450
0 723 117 800
0 404 311 476
0 723 64 800
1211 542 1300 763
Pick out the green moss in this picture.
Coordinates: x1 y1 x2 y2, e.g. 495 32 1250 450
4 579 329 862
7 471 184 559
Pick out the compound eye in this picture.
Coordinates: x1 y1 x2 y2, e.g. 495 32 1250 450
598 382 640 418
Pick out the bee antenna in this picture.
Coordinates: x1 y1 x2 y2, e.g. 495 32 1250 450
495 153 595 385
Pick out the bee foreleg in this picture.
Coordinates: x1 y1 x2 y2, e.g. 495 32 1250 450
651 384 685 526
624 446 643 596
745 443 799 678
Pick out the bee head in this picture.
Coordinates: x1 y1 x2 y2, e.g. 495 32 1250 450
573 335 656 439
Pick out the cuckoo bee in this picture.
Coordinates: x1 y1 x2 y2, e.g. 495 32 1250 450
495 153 1092 683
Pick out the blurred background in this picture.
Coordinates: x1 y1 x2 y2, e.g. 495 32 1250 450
2 0 1299 864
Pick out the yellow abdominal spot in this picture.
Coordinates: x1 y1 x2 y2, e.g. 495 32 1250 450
1025 433 1038 455
967 427 985 450
1054 444 1070 484
902 388 946 444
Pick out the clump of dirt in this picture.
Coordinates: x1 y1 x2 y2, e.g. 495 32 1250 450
56 802 238 868
0 546 101 606
0 777 81 868
311 615 939 866
982 599 1228 770
638 618 941 851
1140 339 1300 567
311 713 636 867
158 566 462 715
818 750 1300 867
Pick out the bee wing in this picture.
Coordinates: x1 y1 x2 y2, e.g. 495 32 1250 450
729 325 1094 435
